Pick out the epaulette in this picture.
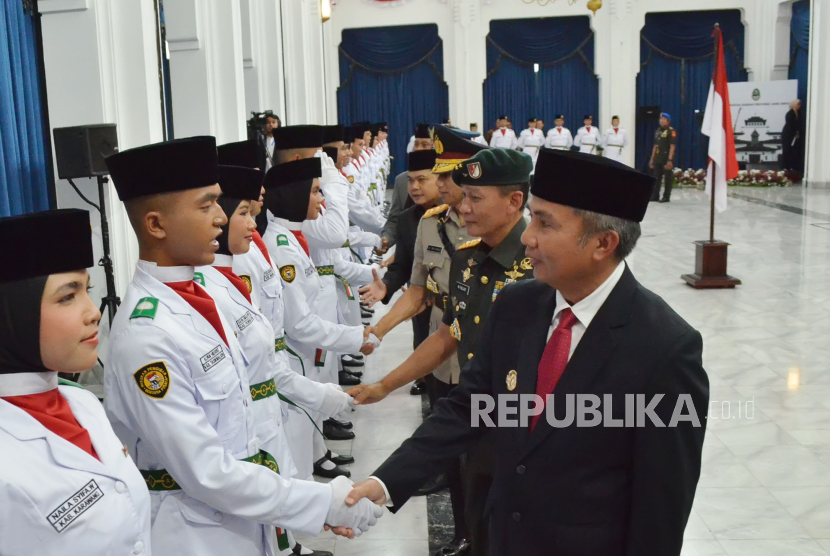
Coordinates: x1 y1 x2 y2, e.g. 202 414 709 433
457 238 481 251
422 204 449 219
130 297 159 319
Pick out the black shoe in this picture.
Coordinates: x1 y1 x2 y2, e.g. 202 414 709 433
659 198 670 203
324 420 356 440
338 371 361 386
344 369 363 379
341 356 364 368
313 458 351 479
415 473 448 496
410 381 425 395
325 418 353 430
361 311 373 319
435 538 471 556
349 353 364 360
327 450 355 465
650 197 660 202
293 544 333 556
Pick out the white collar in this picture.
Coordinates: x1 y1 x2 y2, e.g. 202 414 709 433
136 260 194 283
211 254 234 267
0 371 58 397
553 261 626 329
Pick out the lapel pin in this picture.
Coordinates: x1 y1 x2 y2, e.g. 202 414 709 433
506 369 517 391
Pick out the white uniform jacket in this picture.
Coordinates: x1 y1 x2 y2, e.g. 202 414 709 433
518 128 545 166
602 127 630 164
263 217 364 377
196 263 298 480
0 378 152 556
104 261 332 556
574 125 602 154
545 127 574 150
342 166 385 235
302 170 350 251
489 127 519 149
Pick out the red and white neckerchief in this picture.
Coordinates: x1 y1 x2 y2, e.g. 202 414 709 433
557 128 562 134
586 126 591 133
501 128 506 136
614 128 619 134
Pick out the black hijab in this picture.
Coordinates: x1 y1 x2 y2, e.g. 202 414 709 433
0 277 50 375
262 158 322 223
217 165 265 255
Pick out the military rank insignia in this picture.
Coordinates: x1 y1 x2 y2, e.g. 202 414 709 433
520 258 533 271
239 275 253 293
134 361 170 399
280 265 296 283
462 267 472 283
506 370 517 391
449 318 462 342
277 234 290 246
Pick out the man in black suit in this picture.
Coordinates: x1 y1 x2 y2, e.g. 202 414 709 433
347 148 709 556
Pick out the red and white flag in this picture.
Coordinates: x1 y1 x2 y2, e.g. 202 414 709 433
701 26 739 213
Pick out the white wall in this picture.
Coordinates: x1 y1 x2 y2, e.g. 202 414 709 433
326 0 817 169
39 0 164 358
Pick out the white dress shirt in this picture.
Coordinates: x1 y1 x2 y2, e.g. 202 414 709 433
548 260 626 359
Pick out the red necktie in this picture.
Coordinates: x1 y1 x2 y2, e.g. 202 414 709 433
614 128 619 134
530 308 578 431
558 128 562 134
251 230 272 266
587 127 591 133
214 267 252 304
3 389 99 460
291 231 310 257
501 129 506 136
167 281 229 346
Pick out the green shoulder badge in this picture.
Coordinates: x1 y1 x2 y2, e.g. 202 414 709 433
193 272 205 286
280 265 297 283
130 297 159 319
133 361 170 399
277 234 290 247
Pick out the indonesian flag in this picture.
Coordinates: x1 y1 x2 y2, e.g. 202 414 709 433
701 26 739 213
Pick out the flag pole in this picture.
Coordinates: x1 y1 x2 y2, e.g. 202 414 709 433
710 23 719 243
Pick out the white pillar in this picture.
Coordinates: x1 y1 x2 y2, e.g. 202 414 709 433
242 0 288 118
39 0 163 342
281 0 327 124
448 0 484 129
805 0 829 183
165 0 247 143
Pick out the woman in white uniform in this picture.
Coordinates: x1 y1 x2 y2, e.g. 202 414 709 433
0 209 152 556
602 115 630 165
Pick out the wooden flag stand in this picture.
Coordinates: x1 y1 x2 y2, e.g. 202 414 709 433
681 23 741 290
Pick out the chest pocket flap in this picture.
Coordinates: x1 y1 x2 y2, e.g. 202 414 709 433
193 360 244 440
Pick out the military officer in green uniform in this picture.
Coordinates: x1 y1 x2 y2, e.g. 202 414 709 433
649 112 677 203
350 147 533 556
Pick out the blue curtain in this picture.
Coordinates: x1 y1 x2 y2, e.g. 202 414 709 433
636 10 748 171
0 1 51 216
789 0 810 105
483 17 598 135
338 24 449 177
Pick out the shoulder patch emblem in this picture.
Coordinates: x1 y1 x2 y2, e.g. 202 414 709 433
134 362 170 399
276 234 290 247
130 297 159 319
457 238 482 251
423 204 450 219
193 272 205 286
239 274 253 293
280 265 297 283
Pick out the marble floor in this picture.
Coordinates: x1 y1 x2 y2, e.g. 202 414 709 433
300 184 830 556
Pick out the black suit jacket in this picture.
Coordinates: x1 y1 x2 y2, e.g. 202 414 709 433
381 203 425 304
374 267 709 556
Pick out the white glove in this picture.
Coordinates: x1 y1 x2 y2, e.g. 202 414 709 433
319 382 354 419
365 333 381 349
326 476 383 535
315 149 341 187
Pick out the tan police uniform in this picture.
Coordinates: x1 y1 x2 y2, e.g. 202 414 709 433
410 204 474 385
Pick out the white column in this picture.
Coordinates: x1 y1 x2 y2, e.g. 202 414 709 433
242 0 288 118
448 0 484 128
39 0 163 341
280 0 327 124
805 0 829 183
165 0 247 143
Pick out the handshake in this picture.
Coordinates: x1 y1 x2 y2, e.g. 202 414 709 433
324 476 385 539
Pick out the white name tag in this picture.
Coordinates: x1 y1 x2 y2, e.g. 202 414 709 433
200 345 226 372
48 480 104 533
236 311 254 331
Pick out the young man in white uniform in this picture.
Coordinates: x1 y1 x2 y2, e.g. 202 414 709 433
602 115 630 165
574 114 602 155
518 117 545 169
545 114 573 151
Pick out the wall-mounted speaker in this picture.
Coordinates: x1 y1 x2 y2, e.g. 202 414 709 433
52 124 118 180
